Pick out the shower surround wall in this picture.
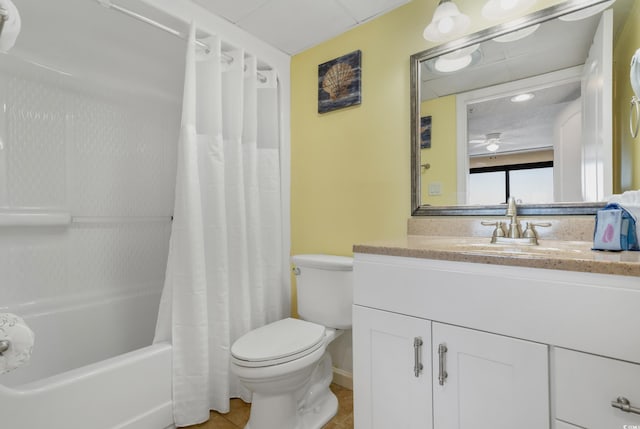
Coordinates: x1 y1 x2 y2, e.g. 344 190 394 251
0 57 178 375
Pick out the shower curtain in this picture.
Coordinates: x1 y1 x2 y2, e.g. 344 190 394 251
154 24 287 427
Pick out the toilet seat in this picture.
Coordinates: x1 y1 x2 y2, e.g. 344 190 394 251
231 318 326 368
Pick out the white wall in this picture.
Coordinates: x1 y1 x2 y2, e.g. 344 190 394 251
0 53 178 313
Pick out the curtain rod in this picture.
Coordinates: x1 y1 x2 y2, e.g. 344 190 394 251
96 0 221 57
96 0 269 83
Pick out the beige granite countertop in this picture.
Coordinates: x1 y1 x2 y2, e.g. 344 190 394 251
353 235 640 277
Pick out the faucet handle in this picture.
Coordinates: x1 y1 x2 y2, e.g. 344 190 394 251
481 221 506 241
523 222 551 240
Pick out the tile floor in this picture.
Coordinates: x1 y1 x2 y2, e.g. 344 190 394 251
186 383 353 429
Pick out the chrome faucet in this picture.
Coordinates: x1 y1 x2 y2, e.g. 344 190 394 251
505 196 522 238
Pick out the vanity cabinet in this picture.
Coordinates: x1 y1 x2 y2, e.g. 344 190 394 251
431 322 548 429
353 305 548 429
352 253 640 429
352 305 432 429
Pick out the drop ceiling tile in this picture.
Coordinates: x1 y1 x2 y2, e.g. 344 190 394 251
191 0 271 23
338 0 410 22
236 0 358 54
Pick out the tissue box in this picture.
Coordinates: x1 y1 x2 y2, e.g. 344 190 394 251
593 203 639 251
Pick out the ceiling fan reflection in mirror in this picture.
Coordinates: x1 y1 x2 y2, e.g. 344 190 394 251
469 132 513 153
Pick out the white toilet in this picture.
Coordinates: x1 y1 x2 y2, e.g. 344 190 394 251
230 254 353 429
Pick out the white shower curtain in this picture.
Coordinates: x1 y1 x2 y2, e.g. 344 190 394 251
154 24 288 427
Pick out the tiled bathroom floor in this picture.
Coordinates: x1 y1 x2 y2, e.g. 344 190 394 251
186 383 353 429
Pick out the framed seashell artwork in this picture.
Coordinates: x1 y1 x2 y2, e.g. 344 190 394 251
420 116 432 149
318 50 362 113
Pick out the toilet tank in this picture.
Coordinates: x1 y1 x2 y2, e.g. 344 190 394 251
292 254 353 330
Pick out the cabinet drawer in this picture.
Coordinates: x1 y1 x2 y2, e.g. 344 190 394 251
554 347 640 428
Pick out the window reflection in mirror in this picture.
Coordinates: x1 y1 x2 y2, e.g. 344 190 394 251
412 0 638 215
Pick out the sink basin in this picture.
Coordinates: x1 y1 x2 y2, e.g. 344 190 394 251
450 242 557 258
446 238 592 259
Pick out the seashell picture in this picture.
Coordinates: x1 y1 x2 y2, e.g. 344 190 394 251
420 116 432 149
318 50 362 113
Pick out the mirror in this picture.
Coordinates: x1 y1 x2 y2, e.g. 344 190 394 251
411 0 636 216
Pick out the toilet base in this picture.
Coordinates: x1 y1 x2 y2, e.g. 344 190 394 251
243 353 338 429
244 388 337 429
299 389 338 429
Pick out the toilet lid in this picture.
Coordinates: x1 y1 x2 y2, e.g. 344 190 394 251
231 318 326 367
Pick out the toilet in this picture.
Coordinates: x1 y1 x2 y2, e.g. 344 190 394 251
230 254 353 429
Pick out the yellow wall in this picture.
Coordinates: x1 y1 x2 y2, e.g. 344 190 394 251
420 96 457 205
613 0 640 191
289 0 569 313
290 0 565 257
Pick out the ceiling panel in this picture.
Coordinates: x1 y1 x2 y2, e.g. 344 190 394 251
235 0 358 54
338 0 410 22
191 0 412 54
191 0 270 23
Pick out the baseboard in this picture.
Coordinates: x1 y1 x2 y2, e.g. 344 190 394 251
332 367 353 390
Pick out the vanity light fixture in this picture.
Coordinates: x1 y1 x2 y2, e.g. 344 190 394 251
482 0 537 20
493 24 540 43
559 0 614 21
423 0 470 43
435 55 472 72
511 92 535 102
434 44 481 73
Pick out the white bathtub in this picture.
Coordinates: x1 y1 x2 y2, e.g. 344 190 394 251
0 289 174 429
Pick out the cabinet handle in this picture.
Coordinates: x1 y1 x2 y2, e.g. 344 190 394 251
612 396 640 415
438 343 448 386
413 337 423 377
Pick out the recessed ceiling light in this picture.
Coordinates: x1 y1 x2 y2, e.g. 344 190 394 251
511 93 535 102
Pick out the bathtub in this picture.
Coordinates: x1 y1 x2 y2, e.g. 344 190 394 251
0 288 174 429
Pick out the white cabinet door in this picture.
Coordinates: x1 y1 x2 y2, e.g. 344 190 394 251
432 323 549 429
353 305 432 429
554 347 640 429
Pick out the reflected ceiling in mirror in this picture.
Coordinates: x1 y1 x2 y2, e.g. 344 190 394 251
410 0 635 216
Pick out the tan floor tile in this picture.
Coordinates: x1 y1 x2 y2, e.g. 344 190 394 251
224 398 251 427
186 412 240 429
184 383 353 429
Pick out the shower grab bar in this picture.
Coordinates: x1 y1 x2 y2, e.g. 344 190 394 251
72 216 172 224
95 0 269 83
0 211 71 227
0 213 172 227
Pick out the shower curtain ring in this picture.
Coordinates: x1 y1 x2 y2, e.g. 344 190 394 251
631 96 640 139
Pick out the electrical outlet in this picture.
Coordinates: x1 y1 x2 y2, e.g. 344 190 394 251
428 182 442 196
